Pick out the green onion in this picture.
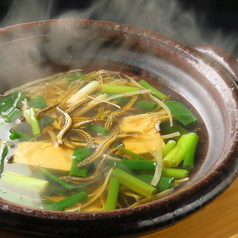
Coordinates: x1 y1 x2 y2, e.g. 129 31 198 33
0 142 15 176
9 129 33 141
0 147 8 175
157 177 175 191
39 116 55 130
0 97 14 113
164 101 198 126
70 147 93 177
45 191 88 211
119 147 147 160
38 168 75 191
85 124 109 136
28 96 47 109
4 108 23 122
0 187 39 208
0 91 28 122
137 174 175 192
183 133 199 170
67 81 100 105
69 159 88 177
1 171 49 193
101 84 140 94
28 108 41 136
134 100 158 111
65 72 92 83
162 168 189 179
163 133 199 168
160 121 189 140
72 147 93 161
138 80 167 100
162 140 177 157
99 112 119 124
112 168 157 197
0 91 29 114
115 160 156 172
104 178 120 211
110 96 131 104
1 145 9 161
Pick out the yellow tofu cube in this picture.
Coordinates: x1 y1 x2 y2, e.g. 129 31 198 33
119 113 162 154
14 141 73 171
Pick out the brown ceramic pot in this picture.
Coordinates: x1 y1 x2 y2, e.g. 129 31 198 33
0 20 238 237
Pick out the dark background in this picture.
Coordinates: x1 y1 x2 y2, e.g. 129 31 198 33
0 0 237 33
180 0 238 33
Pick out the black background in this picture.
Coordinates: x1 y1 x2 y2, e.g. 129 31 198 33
0 0 237 33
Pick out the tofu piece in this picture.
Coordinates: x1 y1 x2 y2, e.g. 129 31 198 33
119 113 162 154
14 141 73 171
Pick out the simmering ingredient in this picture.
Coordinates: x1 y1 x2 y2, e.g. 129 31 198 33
0 69 199 211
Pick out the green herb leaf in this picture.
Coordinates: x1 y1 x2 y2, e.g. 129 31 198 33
164 101 198 126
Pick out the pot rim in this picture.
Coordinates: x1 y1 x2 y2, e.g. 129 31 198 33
1 19 238 234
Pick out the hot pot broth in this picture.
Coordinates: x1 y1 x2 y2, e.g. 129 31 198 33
0 69 201 211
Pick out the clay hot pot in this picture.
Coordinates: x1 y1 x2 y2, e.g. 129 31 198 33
0 20 238 237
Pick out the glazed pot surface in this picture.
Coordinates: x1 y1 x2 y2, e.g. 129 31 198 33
0 20 238 237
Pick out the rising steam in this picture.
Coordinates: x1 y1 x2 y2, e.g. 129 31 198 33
2 0 237 56
0 0 237 91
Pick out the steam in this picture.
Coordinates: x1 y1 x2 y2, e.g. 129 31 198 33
0 0 237 91
2 0 54 26
2 0 237 56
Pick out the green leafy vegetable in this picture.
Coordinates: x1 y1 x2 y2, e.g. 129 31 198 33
1 171 49 193
162 140 177 157
9 129 33 141
39 116 55 130
112 168 157 197
0 91 29 114
101 84 140 94
164 101 198 126
65 72 91 83
119 147 147 160
85 124 109 136
105 178 120 211
45 191 88 211
160 121 189 140
70 147 93 177
28 108 41 136
134 100 158 111
28 96 47 109
4 108 23 122
137 174 175 192
163 133 199 168
0 187 39 208
139 80 167 100
162 168 189 179
38 168 75 191
115 159 156 172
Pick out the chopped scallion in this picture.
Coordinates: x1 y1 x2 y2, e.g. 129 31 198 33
101 84 140 94
45 191 88 211
162 168 189 179
164 101 198 126
139 80 167 100
28 108 41 136
163 133 199 168
38 168 75 191
28 96 47 109
105 178 120 211
119 147 147 160
1 171 49 193
112 168 157 197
